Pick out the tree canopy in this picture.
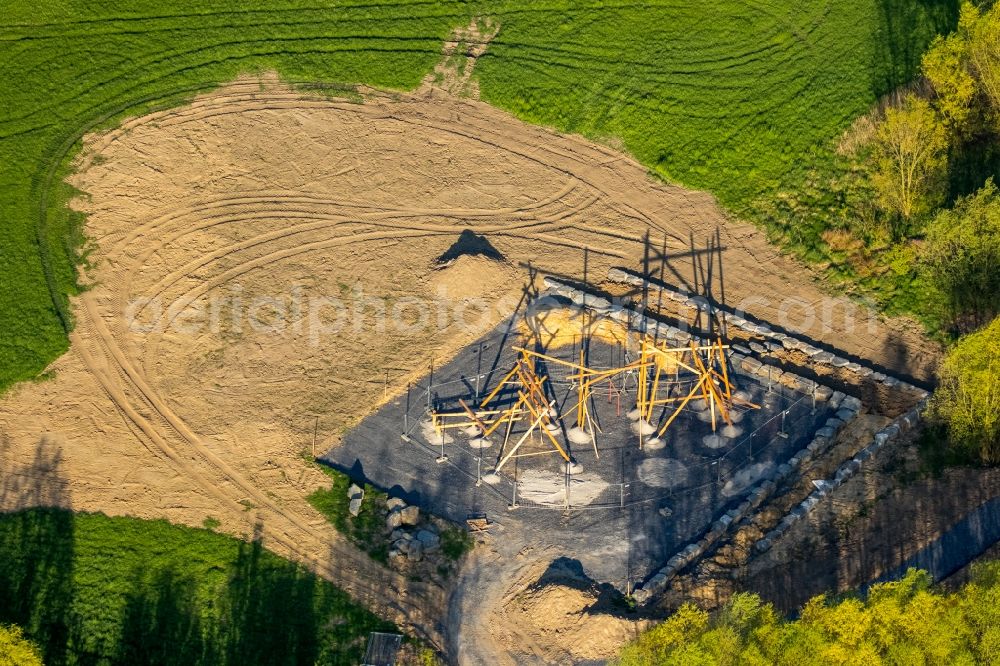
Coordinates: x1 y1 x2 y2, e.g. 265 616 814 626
618 564 1000 665
870 95 949 230
0 624 43 666
921 179 1000 330
930 315 1000 465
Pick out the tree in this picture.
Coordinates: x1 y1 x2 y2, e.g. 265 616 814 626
617 564 1000 665
921 179 1000 329
922 2 1000 136
967 2 1000 130
0 624 43 666
930 315 1000 465
922 21 978 132
870 94 949 232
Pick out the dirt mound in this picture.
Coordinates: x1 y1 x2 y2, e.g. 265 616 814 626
430 253 516 304
497 577 651 663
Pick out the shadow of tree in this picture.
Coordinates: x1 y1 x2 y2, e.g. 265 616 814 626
0 436 391 665
0 435 74 665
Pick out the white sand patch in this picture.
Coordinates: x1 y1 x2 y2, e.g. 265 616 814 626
516 468 610 506
636 458 689 489
421 420 454 446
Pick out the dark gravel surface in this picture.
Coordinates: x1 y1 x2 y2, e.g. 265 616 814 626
323 319 831 588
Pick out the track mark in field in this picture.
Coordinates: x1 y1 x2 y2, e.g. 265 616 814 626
1 73 939 648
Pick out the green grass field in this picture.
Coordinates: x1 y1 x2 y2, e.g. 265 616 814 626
0 509 395 665
0 0 957 393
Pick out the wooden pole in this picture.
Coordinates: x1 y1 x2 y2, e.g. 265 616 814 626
312 416 318 458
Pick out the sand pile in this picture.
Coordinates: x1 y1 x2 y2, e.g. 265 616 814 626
502 581 650 662
430 253 517 305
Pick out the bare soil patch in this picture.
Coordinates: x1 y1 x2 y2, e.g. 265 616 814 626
0 73 939 651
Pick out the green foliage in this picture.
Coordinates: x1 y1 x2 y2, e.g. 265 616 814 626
923 5 982 133
618 565 1000 665
929 315 1000 464
438 525 473 561
0 1 957 393
0 0 473 395
0 624 44 666
0 508 394 665
870 94 950 227
921 179 1000 329
307 465 390 563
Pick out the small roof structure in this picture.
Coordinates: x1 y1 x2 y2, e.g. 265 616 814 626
362 632 402 666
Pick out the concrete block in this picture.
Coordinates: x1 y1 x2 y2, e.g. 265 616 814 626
755 538 772 553
836 408 856 422
749 341 768 354
814 351 835 363
814 385 834 401
815 426 836 440
782 337 803 351
794 377 819 393
741 357 763 374
780 513 800 529
647 573 668 590
755 365 782 382
607 267 629 281
871 372 887 381
830 391 846 410
842 396 863 412
831 357 850 368
825 417 844 431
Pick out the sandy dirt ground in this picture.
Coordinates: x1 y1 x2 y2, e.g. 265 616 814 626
0 63 941 661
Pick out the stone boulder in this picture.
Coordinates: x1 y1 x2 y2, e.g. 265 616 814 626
348 497 362 517
386 510 403 530
416 529 441 553
386 497 406 511
400 505 420 526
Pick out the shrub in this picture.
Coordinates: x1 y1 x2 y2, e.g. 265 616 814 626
929 315 1000 464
